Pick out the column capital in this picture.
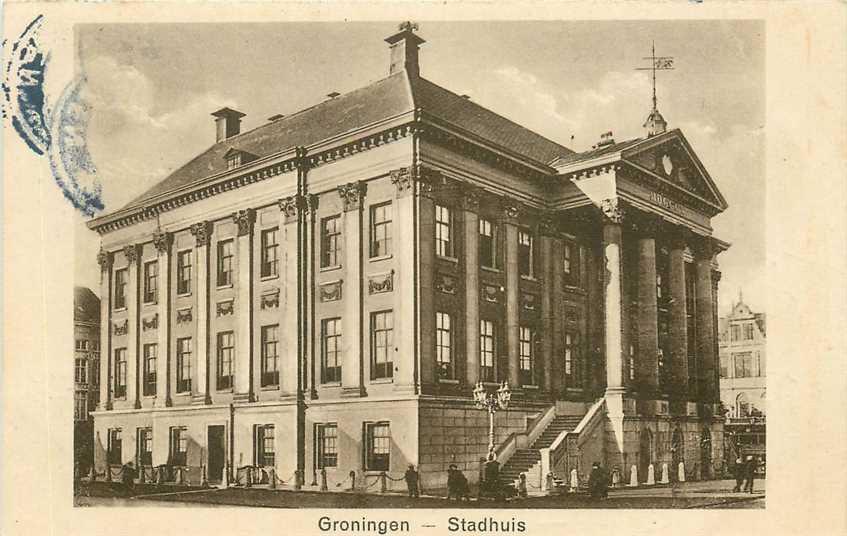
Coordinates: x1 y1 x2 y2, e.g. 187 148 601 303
667 226 692 251
152 230 173 254
460 184 482 212
338 181 367 212
305 193 319 215
123 243 140 264
278 194 303 222
599 198 624 224
232 208 256 236
692 236 715 261
97 249 112 271
502 200 520 223
538 216 558 237
712 269 722 283
190 221 212 247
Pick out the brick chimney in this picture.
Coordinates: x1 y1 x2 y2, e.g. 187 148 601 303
212 107 246 142
385 21 425 77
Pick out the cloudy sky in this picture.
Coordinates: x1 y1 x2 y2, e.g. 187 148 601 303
74 20 765 315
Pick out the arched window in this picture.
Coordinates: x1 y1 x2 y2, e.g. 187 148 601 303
736 393 749 418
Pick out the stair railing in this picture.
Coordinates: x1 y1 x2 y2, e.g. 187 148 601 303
493 404 556 470
541 398 607 490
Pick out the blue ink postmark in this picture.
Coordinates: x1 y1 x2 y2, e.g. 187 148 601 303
3 15 104 216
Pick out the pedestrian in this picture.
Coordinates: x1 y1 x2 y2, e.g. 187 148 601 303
447 464 470 501
732 456 744 492
483 453 501 498
517 473 528 498
744 455 756 493
121 461 137 495
404 464 420 498
588 462 602 499
598 463 610 499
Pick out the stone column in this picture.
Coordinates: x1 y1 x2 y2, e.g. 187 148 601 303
600 201 625 394
636 216 660 395
417 176 436 390
550 237 564 394
190 222 212 405
462 187 481 387
503 203 520 388
539 218 555 394
97 249 113 410
390 168 421 393
306 194 319 399
280 196 302 399
668 228 690 399
153 231 173 407
233 209 255 402
694 239 717 402
338 182 367 397
123 244 141 409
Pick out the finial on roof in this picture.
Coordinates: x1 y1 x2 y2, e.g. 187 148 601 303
398 21 419 33
385 21 426 78
636 41 674 137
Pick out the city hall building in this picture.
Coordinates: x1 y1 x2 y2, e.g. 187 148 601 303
88 23 729 490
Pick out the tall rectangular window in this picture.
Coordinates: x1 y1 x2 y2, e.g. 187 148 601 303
480 319 496 382
176 338 192 393
370 203 393 258
321 216 342 268
177 250 192 295
519 326 535 385
261 325 279 387
107 428 122 465
744 323 755 340
75 358 88 384
316 423 338 468
734 352 753 378
261 228 279 278
435 312 453 379
74 392 88 421
564 332 581 387
371 311 393 380
518 230 534 278
216 331 234 390
217 239 234 287
322 318 341 383
435 204 453 257
169 427 188 466
138 428 153 466
114 348 127 399
255 425 275 467
364 422 390 471
563 242 580 285
479 219 497 269
142 343 157 396
143 261 158 303
114 269 127 309
731 325 741 342
720 356 730 378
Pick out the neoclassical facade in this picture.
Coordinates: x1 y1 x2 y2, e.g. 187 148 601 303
88 23 729 490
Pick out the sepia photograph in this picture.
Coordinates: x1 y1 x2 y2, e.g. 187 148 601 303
3 4 846 535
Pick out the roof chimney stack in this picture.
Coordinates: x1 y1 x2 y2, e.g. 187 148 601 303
385 21 425 77
212 107 246 142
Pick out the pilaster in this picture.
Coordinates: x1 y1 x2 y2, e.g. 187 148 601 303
152 231 172 407
600 199 625 395
97 249 113 410
667 227 690 400
462 186 481 387
280 195 303 400
539 218 556 394
190 221 212 405
694 238 717 402
503 202 521 389
233 209 255 402
124 243 142 409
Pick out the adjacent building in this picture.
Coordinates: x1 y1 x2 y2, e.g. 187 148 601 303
74 286 101 476
719 292 766 418
88 23 730 490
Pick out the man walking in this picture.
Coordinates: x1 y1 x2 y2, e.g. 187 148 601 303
733 456 745 492
744 455 757 493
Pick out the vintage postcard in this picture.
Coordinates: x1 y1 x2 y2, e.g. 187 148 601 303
2 2 845 536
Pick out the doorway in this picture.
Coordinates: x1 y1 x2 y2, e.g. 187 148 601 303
207 425 226 484
639 429 653 482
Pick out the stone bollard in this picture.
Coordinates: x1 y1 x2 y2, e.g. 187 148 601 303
268 468 277 490
660 463 670 484
349 470 357 492
569 468 579 492
677 462 686 483
295 470 303 491
320 468 328 491
628 465 638 487
176 467 184 486
379 472 387 493
223 464 229 488
611 467 621 488
646 464 655 485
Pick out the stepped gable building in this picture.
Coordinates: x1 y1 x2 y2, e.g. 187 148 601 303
719 292 766 419
88 23 729 490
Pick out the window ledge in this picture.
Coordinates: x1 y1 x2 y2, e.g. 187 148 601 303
320 265 342 273
216 284 234 291
173 392 191 397
216 388 234 393
437 255 459 264
369 254 393 263
143 300 158 307
320 382 342 388
176 292 192 298
369 378 394 385
260 274 279 282
260 385 280 391
113 307 127 313
522 384 540 390
438 378 460 384
520 275 539 283
480 266 500 274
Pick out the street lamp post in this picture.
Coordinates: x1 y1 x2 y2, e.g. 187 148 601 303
473 381 512 454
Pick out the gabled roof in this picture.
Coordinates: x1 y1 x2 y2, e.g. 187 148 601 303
113 71 575 215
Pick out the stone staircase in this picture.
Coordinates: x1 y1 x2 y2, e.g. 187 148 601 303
499 415 584 486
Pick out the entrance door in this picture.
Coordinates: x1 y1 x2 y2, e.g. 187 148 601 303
639 429 653 482
207 425 226 483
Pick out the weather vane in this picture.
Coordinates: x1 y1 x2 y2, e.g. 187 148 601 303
636 41 674 112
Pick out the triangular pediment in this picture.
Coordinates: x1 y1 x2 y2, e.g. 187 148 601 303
621 129 728 213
